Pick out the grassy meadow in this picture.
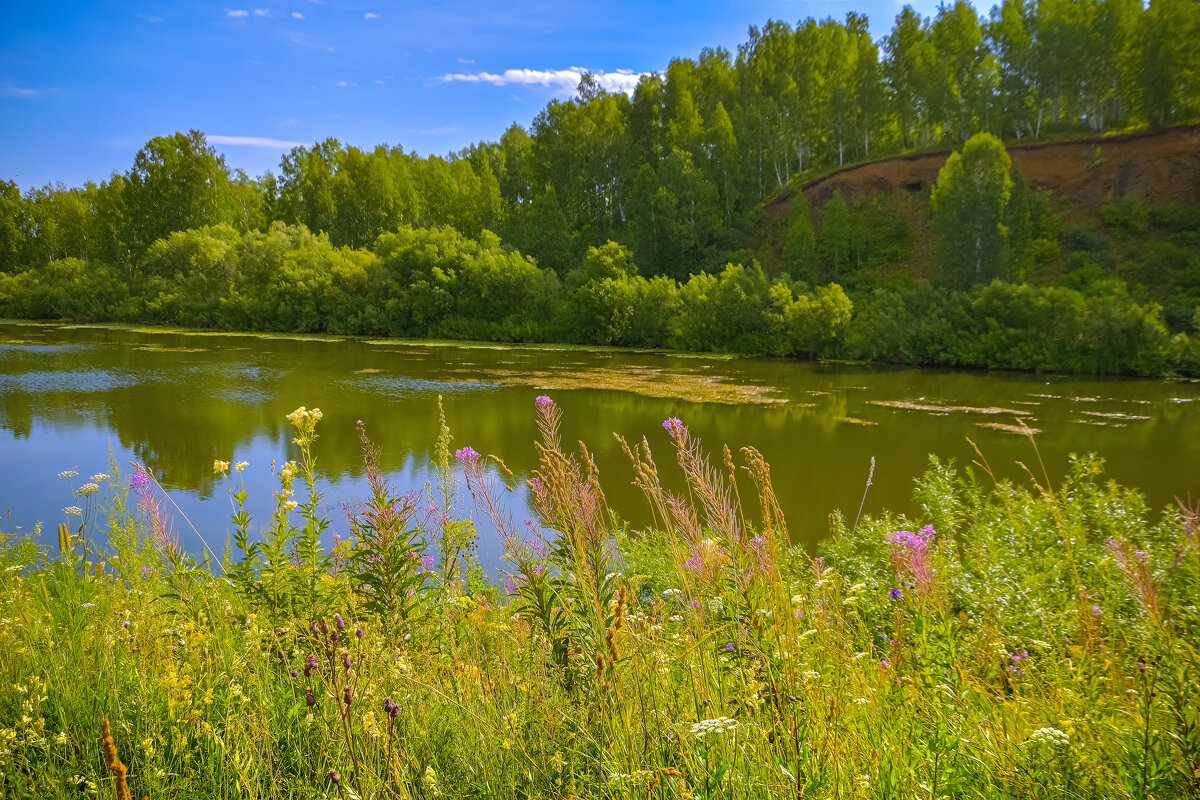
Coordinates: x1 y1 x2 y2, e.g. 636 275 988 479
1 398 1198 799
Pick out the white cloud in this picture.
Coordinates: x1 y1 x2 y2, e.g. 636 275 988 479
441 67 649 96
291 11 303 18
337 80 348 86
141 14 165 23
0 82 45 99
208 135 303 148
252 8 271 16
457 57 474 64
227 9 249 17
364 12 379 19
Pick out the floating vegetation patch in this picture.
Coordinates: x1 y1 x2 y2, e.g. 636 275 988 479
440 365 787 405
837 416 878 426
1029 393 1061 399
1079 410 1151 421
132 345 209 353
868 400 1022 416
354 368 384 374
976 421 1041 435
1012 400 1041 406
1070 418 1128 428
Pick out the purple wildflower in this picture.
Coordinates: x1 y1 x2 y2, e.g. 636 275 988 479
889 588 903 600
455 446 480 462
535 395 553 407
420 555 436 572
342 651 352 669
886 527 935 598
662 417 685 435
327 769 340 784
356 627 363 638
343 685 354 706
289 669 298 678
305 687 316 707
334 613 345 631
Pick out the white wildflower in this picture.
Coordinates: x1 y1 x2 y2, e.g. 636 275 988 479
690 716 738 738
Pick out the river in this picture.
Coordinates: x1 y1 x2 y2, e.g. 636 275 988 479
1 320 1197 569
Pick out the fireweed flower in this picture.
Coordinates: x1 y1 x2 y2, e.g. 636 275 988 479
535 395 553 407
1105 538 1161 622
662 417 685 436
886 526 935 599
455 446 480 463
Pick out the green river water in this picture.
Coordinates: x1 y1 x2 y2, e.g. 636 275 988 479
1 321 1197 569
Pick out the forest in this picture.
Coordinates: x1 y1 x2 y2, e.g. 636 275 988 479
1 0 1199 374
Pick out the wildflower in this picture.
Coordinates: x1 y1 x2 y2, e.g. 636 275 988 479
304 655 317 677
58 469 79 479
89 473 110 482
889 588 903 599
62 506 82 517
234 461 248 472
423 765 441 797
383 697 400 718
1027 727 1070 748
535 395 553 407
356 627 364 638
455 445 480 462
289 669 298 678
342 651 352 669
327 768 340 784
213 460 230 475
334 613 345 631
75 482 100 497
886 527 935 599
305 687 316 707
130 473 150 490
343 685 354 706
662 417 685 435
121 620 130 627
690 717 738 738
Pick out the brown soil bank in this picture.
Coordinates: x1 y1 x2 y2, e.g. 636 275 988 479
767 125 1200 219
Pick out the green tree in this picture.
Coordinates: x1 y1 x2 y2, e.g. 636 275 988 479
931 132 1014 285
820 190 852 282
124 130 238 254
782 192 818 283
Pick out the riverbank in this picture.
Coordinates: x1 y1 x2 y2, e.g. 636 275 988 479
1 401 1197 798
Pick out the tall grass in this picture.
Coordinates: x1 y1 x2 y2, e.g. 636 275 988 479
1 398 1198 799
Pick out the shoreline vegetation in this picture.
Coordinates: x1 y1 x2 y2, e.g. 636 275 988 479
2 399 1199 798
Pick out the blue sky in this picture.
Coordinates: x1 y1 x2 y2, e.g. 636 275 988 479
1 0 944 191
